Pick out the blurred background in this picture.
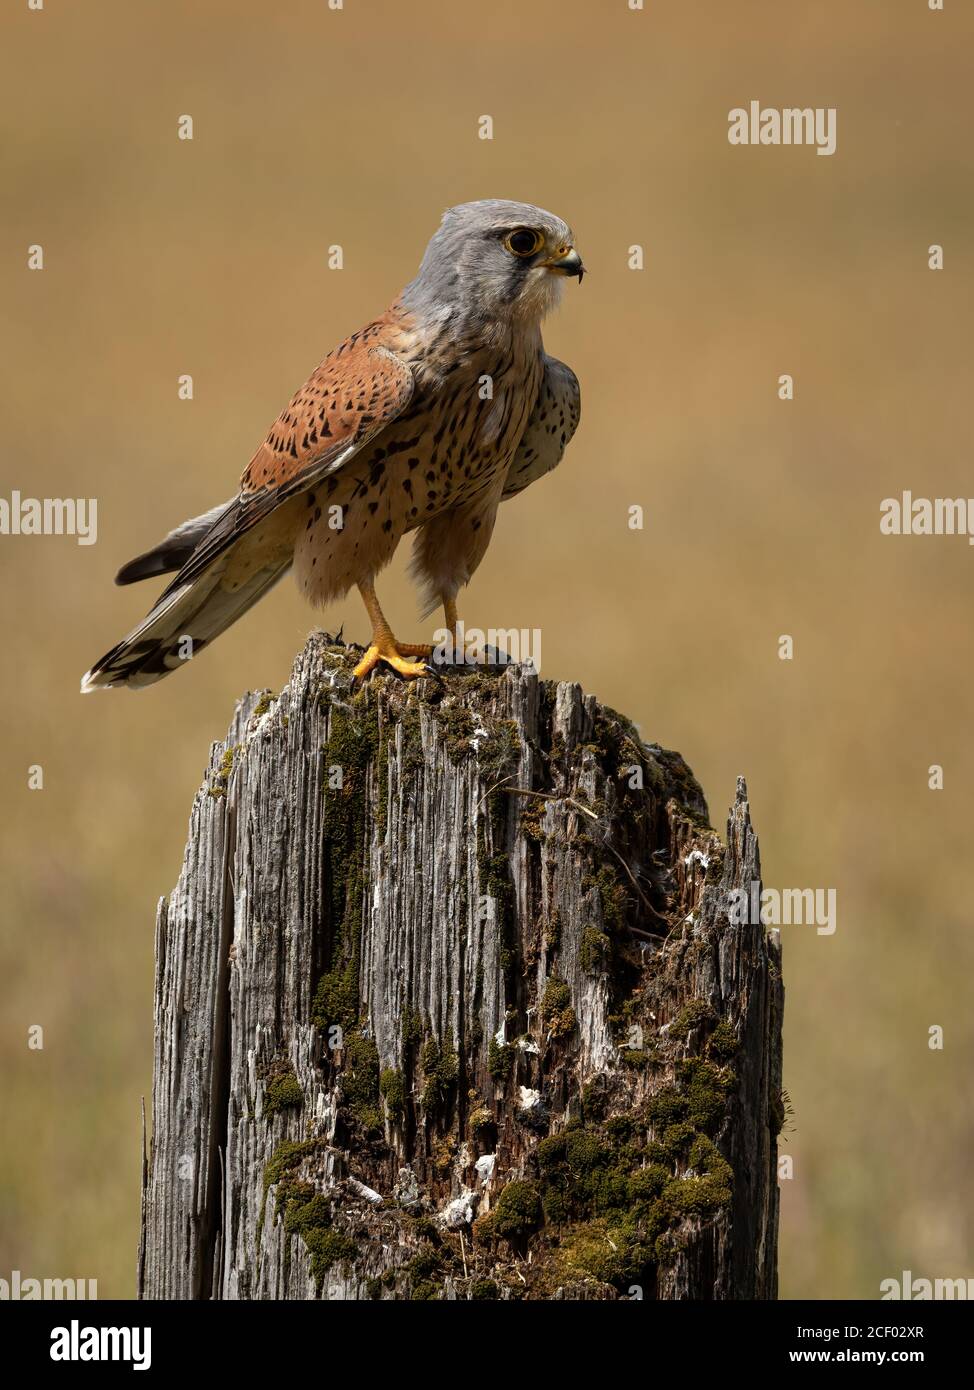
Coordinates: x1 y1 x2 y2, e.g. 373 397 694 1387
1 0 972 1299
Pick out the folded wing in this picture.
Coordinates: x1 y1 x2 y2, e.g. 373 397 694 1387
502 355 580 501
83 336 415 690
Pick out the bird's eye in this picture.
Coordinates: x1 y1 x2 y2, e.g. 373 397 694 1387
505 228 544 258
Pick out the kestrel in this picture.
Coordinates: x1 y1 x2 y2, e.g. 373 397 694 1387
82 200 582 690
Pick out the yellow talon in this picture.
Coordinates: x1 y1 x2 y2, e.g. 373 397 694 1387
352 636 431 681
352 578 437 680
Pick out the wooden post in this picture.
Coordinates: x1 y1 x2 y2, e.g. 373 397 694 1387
138 634 783 1300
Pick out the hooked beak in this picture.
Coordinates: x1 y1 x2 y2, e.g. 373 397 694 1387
544 247 585 281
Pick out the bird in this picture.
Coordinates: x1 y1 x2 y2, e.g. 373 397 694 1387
81 199 582 691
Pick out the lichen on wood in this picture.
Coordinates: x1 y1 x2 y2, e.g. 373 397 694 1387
139 633 783 1300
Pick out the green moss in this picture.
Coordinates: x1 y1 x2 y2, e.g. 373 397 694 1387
401 1008 424 1053
532 1051 737 1290
646 1085 688 1127
410 1215 438 1243
678 1057 735 1133
543 979 571 1013
283 1193 331 1236
374 728 391 837
653 1229 685 1265
664 1171 731 1215
542 1189 569 1224
547 1132 631 1215
536 1133 566 1168
604 1114 635 1143
628 1164 671 1201
539 1097 731 1288
519 802 545 842
263 1140 314 1198
469 1278 499 1300
564 1129 605 1173
556 1216 656 1288
208 744 239 798
303 1227 357 1291
259 1139 316 1239
671 999 717 1037
477 843 516 970
410 1279 439 1300
263 1070 304 1116
584 865 627 936
650 749 709 824
541 976 576 1039
420 1030 459 1114
594 706 643 759
487 1036 514 1084
580 927 610 973
252 691 273 719
379 1068 406 1121
314 703 380 1031
620 1048 651 1068
406 1245 441 1281
709 1020 739 1058
340 1032 382 1132
399 702 425 777
687 1133 733 1181
265 1160 357 1292
437 702 476 763
662 1122 697 1157
469 1101 493 1135
312 962 359 1035
482 1181 542 1241
580 1079 610 1123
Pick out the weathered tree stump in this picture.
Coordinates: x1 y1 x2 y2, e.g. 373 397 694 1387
138 634 783 1300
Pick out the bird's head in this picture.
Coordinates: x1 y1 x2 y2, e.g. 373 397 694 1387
404 199 584 334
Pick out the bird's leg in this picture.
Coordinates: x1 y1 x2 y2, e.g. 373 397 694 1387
442 594 465 663
353 578 432 680
430 593 471 666
440 594 494 666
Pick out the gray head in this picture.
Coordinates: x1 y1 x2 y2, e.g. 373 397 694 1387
402 199 583 333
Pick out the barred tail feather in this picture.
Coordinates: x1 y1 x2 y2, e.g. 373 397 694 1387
81 561 290 692
114 499 235 586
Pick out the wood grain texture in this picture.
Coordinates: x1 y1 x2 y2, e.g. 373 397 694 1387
139 635 783 1300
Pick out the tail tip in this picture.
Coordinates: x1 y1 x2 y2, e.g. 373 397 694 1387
81 667 114 694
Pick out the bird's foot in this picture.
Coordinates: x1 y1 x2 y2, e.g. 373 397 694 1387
353 636 433 681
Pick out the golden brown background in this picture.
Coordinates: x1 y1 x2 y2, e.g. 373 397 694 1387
2 0 971 1298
